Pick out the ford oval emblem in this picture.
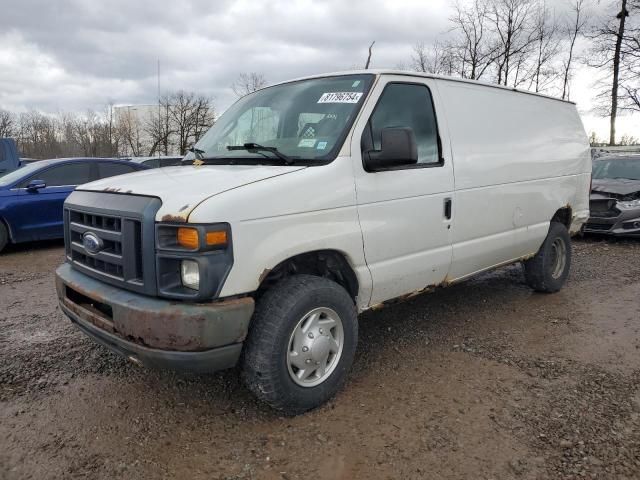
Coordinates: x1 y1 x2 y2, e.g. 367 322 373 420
82 232 103 255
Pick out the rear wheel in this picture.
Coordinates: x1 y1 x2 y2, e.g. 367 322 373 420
0 222 8 253
523 221 571 293
241 275 358 415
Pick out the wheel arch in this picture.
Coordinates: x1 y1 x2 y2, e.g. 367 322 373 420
256 249 360 302
551 206 573 230
0 215 13 242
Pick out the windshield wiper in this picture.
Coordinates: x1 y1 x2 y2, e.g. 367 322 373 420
227 143 295 165
188 146 205 160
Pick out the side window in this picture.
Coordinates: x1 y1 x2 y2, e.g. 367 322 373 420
367 83 440 165
97 162 138 179
160 158 181 167
22 162 92 187
142 159 160 168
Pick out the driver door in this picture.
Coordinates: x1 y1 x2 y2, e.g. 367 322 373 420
11 162 94 241
351 76 455 306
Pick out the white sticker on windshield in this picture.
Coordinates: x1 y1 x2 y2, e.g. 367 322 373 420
298 138 316 148
352 80 361 87
317 92 363 104
317 141 328 150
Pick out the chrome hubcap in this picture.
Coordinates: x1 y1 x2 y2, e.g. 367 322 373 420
287 307 344 387
550 237 567 279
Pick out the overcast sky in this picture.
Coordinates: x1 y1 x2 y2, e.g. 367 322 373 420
0 0 638 139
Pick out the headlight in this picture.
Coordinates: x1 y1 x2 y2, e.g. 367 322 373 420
180 260 200 290
617 199 640 209
156 222 233 300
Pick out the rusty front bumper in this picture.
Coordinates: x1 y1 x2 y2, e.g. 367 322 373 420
55 263 254 372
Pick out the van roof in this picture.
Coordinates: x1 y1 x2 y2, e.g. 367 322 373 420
269 69 576 105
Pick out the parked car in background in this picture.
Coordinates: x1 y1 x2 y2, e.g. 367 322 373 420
0 158 148 252
584 154 640 237
129 156 183 168
0 138 20 177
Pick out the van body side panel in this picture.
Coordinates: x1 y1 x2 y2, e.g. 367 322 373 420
350 76 455 305
188 159 373 310
436 80 590 280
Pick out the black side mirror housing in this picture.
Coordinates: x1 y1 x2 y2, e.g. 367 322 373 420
364 127 418 171
26 179 46 192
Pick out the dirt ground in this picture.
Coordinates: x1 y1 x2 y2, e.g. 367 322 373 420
1 236 639 480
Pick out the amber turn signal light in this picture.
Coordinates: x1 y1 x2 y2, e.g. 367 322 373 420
206 230 227 246
177 227 199 249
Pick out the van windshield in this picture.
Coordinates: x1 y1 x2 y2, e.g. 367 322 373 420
184 74 374 165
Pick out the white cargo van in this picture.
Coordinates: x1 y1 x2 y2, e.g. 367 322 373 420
56 71 591 414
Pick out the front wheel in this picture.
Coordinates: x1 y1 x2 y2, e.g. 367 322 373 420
523 221 571 293
241 275 358 415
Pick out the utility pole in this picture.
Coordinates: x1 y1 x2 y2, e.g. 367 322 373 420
610 0 629 146
157 59 161 157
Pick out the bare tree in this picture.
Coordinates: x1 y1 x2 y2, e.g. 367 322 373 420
364 41 376 69
0 110 16 138
562 0 588 100
231 72 267 97
16 111 61 159
412 41 458 75
619 1 640 112
450 0 499 79
117 108 147 157
145 94 173 156
168 91 215 155
489 0 539 86
529 3 561 93
587 0 638 145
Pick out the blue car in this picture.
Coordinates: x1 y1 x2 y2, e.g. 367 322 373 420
0 158 148 252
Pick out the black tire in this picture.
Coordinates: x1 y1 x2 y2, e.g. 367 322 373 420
523 221 571 293
0 222 8 253
241 274 358 415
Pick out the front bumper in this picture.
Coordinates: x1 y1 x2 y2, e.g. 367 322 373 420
584 209 640 237
55 263 254 372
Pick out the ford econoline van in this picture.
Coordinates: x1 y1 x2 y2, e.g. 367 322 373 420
56 71 591 414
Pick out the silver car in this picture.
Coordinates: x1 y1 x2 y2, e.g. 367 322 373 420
584 155 640 237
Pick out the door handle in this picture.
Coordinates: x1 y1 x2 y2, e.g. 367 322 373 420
444 198 452 220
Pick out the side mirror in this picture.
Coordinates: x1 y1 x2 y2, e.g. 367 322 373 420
364 127 418 171
26 179 46 192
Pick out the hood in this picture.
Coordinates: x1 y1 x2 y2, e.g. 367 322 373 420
591 178 640 198
79 164 306 221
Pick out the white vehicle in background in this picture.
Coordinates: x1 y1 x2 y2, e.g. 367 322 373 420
56 70 591 414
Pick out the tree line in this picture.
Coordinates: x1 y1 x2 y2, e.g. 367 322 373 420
1 1 638 157
0 91 215 159
401 0 639 145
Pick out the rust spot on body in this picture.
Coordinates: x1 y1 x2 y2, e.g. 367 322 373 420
161 213 189 223
258 268 271 284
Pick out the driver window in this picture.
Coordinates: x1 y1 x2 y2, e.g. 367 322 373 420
19 162 92 188
366 83 440 165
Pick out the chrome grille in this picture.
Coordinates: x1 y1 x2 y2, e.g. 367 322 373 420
66 209 144 285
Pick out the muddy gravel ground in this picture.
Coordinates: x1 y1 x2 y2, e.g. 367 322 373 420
1 237 639 480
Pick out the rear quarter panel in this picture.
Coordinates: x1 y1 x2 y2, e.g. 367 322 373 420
436 80 590 280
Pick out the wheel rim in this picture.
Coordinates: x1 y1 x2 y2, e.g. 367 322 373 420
287 307 344 388
550 237 567 279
